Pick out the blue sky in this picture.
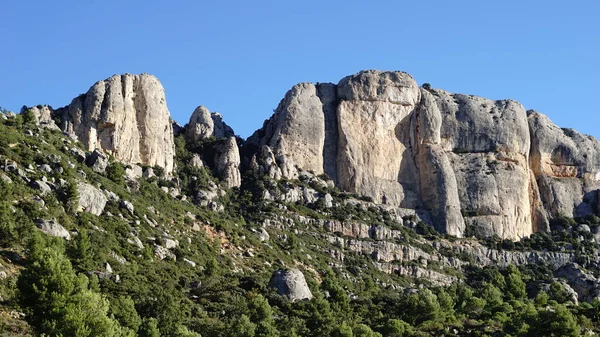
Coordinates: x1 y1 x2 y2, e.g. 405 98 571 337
1 0 598 138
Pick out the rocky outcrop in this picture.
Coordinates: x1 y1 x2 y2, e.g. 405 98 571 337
186 106 235 142
529 111 600 220
555 263 600 302
213 137 241 188
248 70 600 239
55 74 175 173
186 106 214 142
28 105 59 130
268 269 313 302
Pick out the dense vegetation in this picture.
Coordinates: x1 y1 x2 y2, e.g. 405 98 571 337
0 109 599 336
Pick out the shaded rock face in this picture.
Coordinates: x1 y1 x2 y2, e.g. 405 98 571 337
268 269 313 302
248 70 600 240
55 74 175 173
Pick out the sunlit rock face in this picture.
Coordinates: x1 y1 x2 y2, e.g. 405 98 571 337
57 73 175 173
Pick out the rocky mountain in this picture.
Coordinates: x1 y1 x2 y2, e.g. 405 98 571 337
54 73 175 173
2 70 600 336
24 70 600 242
248 70 600 240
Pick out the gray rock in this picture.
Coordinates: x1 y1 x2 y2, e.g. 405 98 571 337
555 263 600 302
154 244 176 261
269 269 313 302
120 200 135 215
190 154 204 168
36 219 71 240
69 147 87 162
39 164 53 173
163 238 179 249
211 112 235 139
55 74 175 173
85 149 109 173
125 165 143 180
258 228 270 242
323 193 333 208
127 236 144 249
31 180 52 195
77 182 108 215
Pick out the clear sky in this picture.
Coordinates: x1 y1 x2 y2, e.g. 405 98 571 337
1 0 598 139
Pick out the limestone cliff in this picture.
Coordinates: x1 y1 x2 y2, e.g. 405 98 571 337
248 70 600 240
55 74 175 173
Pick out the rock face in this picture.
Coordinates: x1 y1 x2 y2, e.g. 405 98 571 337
28 105 59 130
268 269 313 302
213 137 241 188
529 111 600 220
248 70 600 240
55 74 175 173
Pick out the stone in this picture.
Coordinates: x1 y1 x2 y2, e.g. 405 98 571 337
36 219 71 240
143 167 155 178
69 147 87 162
190 154 204 168
31 180 52 195
258 227 270 242
268 269 313 302
120 200 135 215
125 165 143 180
55 73 175 173
85 149 109 173
163 238 179 249
77 182 108 215
213 137 241 188
127 236 144 249
183 258 197 267
154 244 176 261
323 193 333 208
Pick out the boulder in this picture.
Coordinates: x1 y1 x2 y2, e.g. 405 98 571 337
85 149 109 173
36 219 71 240
55 73 175 173
268 269 313 302
77 182 108 215
31 180 52 195
120 200 135 215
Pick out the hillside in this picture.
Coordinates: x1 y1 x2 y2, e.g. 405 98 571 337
0 71 599 336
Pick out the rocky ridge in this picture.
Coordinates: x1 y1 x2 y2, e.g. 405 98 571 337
248 70 600 240
34 70 600 241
